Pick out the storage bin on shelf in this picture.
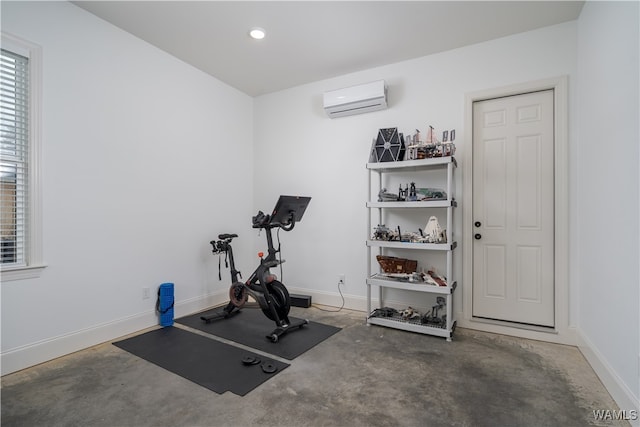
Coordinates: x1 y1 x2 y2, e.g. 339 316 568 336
376 255 417 274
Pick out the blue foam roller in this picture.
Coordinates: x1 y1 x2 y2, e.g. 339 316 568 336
157 282 174 327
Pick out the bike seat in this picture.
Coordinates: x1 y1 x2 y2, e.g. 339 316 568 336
218 233 238 240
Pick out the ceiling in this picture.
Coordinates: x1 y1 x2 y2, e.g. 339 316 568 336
72 1 584 97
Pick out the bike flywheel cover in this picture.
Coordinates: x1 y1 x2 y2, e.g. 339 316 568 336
261 280 291 321
229 282 248 307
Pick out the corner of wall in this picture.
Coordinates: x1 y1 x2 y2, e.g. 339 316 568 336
577 329 640 425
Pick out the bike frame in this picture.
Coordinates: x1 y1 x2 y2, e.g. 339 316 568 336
202 212 308 341
245 225 288 324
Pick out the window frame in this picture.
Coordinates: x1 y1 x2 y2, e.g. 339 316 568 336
1 32 45 281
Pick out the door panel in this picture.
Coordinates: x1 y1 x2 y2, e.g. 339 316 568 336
472 90 554 327
516 135 542 229
484 245 506 298
483 138 507 229
517 246 541 302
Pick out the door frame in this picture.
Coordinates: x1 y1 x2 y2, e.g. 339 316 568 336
461 76 575 345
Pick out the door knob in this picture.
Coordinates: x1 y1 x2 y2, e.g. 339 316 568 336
474 221 481 227
474 233 482 240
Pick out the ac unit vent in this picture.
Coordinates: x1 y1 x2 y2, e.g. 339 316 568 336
323 80 387 118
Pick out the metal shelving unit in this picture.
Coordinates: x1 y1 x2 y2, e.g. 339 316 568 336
366 156 458 341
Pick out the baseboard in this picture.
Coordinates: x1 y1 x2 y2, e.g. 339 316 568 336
1 291 228 376
8 288 637 427
576 329 640 426
285 286 431 316
456 312 578 346
1 287 359 376
286 286 367 312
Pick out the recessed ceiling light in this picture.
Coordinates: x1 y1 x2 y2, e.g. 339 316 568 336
249 27 266 40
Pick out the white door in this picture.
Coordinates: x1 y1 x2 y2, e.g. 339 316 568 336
472 90 555 327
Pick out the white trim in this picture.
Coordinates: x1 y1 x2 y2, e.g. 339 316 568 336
1 264 47 281
288 286 454 320
287 286 368 313
0 32 45 281
0 33 31 58
577 330 640 426
461 76 572 345
0 291 228 375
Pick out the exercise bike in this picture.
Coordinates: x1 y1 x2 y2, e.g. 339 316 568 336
201 195 311 343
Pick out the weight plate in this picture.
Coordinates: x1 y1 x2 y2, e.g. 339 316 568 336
241 355 261 365
261 362 278 374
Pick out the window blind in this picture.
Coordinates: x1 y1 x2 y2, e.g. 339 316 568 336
0 49 29 266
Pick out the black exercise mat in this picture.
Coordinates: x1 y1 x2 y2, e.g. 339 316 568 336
113 326 288 396
176 308 341 360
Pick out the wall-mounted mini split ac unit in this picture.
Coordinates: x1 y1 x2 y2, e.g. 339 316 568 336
323 80 387 118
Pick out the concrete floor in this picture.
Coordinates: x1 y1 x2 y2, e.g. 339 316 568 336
1 305 626 427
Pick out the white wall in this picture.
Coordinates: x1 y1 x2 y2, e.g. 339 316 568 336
253 21 578 314
575 0 639 414
2 1 637 416
253 9 639 414
1 1 254 374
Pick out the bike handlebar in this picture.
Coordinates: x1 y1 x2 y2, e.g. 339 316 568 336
279 217 295 231
210 235 237 253
252 211 269 228
252 210 295 231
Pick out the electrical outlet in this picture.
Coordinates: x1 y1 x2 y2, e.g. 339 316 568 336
338 274 345 286
142 287 151 300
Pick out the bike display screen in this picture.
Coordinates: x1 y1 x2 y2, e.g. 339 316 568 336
270 195 311 225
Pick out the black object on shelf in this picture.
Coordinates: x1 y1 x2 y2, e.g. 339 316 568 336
371 128 405 162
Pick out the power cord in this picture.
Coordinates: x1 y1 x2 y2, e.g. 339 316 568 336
260 226 285 281
276 227 284 281
313 279 345 312
273 226 344 312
